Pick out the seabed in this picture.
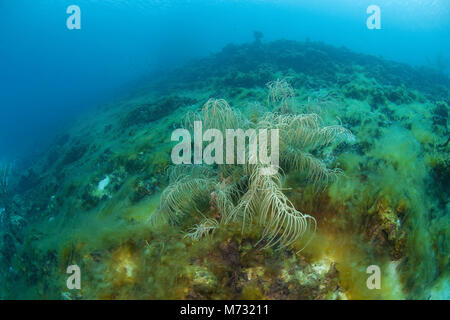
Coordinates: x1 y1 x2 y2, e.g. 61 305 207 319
0 40 448 300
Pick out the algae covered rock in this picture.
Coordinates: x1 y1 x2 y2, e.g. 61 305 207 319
187 265 218 296
367 197 406 260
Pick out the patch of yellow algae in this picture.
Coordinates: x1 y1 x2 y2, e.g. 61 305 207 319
110 246 138 284
300 227 404 299
122 193 160 222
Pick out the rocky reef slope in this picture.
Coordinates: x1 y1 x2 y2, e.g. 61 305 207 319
0 40 448 299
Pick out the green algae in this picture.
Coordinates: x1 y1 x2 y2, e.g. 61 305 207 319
0 39 448 300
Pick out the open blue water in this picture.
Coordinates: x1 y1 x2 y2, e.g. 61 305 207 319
0 0 448 162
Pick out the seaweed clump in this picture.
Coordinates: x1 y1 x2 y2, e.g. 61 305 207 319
154 81 353 252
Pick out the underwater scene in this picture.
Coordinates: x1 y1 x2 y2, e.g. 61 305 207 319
0 0 449 301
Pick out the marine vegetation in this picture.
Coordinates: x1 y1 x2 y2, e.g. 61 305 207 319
155 85 353 252
0 163 9 193
0 39 448 300
0 162 11 226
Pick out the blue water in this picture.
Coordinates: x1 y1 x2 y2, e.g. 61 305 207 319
1 0 449 161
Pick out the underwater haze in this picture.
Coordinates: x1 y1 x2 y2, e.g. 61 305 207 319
0 0 449 300
1 0 449 160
